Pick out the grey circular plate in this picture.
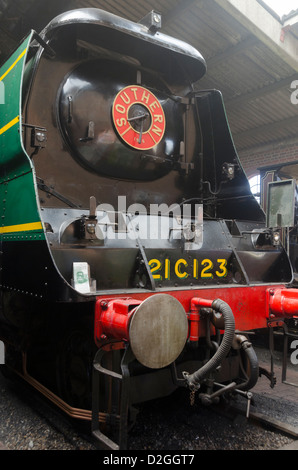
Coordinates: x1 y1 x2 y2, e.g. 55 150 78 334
129 294 188 369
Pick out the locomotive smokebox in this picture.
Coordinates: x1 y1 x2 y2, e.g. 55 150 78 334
95 294 188 368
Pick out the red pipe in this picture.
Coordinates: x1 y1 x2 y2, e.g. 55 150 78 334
189 297 214 343
268 288 298 319
191 297 214 309
94 296 215 347
94 298 142 345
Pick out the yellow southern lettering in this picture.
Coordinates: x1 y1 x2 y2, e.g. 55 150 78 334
149 100 160 111
152 124 163 137
130 87 138 100
141 90 150 104
120 91 130 105
116 117 127 127
115 103 126 114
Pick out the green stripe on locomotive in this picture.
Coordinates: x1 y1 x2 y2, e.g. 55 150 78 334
0 32 44 239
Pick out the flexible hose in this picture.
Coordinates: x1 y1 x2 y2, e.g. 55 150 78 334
183 298 235 390
237 339 259 390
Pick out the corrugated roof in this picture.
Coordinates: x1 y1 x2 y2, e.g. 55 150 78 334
0 0 297 153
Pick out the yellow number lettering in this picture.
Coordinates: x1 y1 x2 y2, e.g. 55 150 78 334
193 259 198 279
175 259 188 279
165 259 170 280
149 259 162 280
201 259 213 278
216 259 228 278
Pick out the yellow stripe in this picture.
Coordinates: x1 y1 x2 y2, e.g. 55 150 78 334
0 116 19 135
0 48 28 135
0 48 27 82
0 222 43 234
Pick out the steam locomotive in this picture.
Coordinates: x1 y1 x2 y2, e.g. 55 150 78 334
0 8 297 449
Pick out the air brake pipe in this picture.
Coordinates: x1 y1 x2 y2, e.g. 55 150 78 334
183 298 235 390
198 336 259 406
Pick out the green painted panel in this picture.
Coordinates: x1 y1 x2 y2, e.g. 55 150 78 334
0 32 34 179
0 32 45 241
0 172 44 231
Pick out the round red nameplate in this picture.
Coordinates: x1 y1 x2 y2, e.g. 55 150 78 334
112 85 166 150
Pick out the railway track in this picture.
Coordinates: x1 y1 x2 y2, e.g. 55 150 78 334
212 396 298 440
0 359 297 451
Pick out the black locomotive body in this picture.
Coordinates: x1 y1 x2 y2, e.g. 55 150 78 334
0 9 297 449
